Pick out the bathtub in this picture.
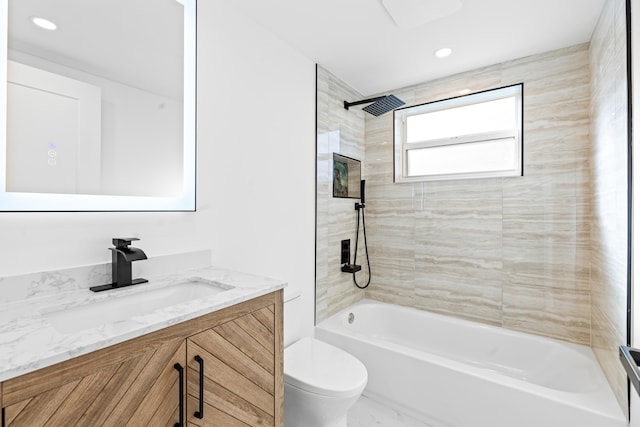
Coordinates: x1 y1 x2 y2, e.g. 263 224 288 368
315 299 627 427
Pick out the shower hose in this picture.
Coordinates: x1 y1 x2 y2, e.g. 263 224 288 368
353 204 371 289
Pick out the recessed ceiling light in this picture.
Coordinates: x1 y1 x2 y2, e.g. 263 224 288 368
459 89 471 95
31 17 57 31
434 47 452 58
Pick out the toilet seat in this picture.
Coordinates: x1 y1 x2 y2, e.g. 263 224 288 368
284 337 367 398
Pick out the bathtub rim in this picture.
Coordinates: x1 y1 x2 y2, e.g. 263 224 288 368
315 298 627 423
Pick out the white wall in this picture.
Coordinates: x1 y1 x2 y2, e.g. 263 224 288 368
0 0 316 345
198 0 316 345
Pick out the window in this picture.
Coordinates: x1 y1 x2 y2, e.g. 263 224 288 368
393 84 523 182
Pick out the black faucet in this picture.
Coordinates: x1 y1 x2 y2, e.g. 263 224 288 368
90 238 148 292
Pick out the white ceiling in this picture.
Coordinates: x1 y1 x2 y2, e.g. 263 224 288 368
8 0 184 99
7 1 608 99
233 0 607 96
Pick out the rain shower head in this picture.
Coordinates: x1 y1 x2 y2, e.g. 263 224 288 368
344 94 405 117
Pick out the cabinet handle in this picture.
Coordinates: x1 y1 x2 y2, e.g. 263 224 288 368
194 355 204 419
174 363 184 427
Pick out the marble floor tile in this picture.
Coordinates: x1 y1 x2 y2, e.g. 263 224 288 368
348 395 442 427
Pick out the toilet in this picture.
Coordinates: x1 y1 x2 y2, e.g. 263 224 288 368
284 336 368 427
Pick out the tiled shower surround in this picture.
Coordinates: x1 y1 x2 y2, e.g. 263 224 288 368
589 0 628 413
363 45 593 338
315 66 366 319
316 0 627 413
318 44 593 336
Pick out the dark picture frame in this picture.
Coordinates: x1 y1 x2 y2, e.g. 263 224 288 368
333 153 361 199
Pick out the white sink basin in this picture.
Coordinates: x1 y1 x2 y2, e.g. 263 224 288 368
41 278 234 334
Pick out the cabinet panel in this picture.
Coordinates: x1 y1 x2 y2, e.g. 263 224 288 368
188 341 274 415
190 329 274 391
186 394 250 426
121 340 186 427
187 302 279 427
3 338 185 427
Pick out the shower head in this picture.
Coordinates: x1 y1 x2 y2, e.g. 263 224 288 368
344 94 405 117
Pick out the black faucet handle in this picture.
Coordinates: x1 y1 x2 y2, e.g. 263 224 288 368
112 237 140 248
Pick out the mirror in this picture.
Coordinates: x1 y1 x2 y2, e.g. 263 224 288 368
0 0 196 211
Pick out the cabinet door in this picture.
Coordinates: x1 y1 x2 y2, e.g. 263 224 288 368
2 338 186 427
187 303 280 426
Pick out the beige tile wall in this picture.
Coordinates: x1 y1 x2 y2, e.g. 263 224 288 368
363 43 594 345
316 66 366 322
589 0 629 414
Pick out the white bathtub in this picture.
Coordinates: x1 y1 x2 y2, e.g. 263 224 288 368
315 299 627 427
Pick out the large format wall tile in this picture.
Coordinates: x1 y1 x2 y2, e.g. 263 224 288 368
502 197 590 294
362 42 593 345
502 284 591 344
589 0 629 413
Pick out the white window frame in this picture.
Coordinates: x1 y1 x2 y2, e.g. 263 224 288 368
393 83 523 183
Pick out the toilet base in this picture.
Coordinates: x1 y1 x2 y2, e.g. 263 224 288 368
284 383 360 427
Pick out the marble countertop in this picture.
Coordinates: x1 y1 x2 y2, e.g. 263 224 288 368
0 266 285 382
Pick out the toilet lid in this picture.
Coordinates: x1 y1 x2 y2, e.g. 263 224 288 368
284 337 368 398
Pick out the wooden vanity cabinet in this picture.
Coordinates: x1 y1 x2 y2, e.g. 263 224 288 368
0 290 283 427
186 303 280 426
2 338 186 426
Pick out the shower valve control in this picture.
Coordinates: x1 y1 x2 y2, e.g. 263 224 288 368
341 239 362 273
341 239 350 264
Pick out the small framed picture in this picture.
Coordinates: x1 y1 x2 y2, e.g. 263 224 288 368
333 153 361 199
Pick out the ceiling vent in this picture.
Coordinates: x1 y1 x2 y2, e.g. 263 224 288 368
381 0 462 29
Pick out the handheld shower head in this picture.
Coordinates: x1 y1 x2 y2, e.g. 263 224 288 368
344 94 405 117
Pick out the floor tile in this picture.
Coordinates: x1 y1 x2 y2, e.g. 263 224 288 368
348 395 438 427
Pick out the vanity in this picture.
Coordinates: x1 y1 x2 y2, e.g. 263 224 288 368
0 266 285 426
0 0 285 423
0 0 283 422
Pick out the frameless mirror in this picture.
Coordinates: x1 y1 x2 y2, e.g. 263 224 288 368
0 0 196 211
